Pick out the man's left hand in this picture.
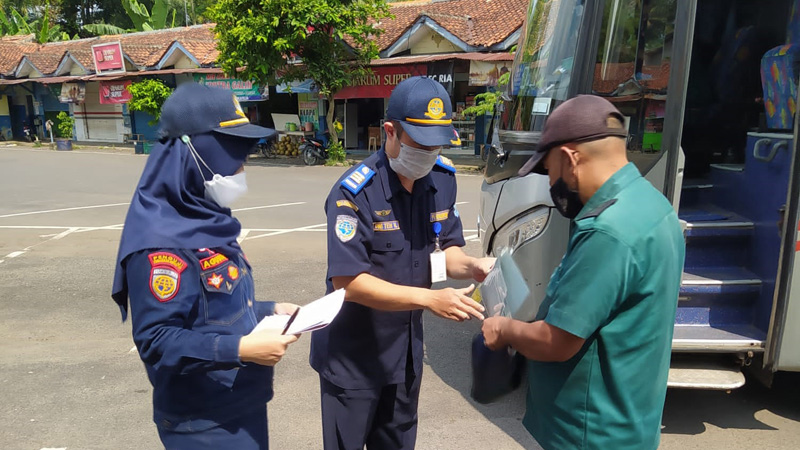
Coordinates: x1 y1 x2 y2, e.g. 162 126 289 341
471 257 496 283
482 316 512 350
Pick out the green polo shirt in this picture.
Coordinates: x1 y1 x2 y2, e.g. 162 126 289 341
523 163 685 450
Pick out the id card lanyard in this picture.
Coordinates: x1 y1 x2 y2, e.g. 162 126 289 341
430 222 447 283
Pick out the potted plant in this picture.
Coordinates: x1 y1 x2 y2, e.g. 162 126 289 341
55 111 74 151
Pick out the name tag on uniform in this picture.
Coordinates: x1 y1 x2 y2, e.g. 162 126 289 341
430 250 447 283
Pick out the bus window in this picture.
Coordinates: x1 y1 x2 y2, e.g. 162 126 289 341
501 0 587 133
592 0 677 171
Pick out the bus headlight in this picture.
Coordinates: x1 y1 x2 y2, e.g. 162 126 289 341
491 206 550 256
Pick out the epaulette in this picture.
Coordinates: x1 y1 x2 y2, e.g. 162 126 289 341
341 164 376 195
579 199 618 220
434 155 456 173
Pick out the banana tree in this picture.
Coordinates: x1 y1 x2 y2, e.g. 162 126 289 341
83 0 177 35
0 4 74 42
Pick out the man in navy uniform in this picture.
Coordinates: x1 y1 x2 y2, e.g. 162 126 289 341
311 76 495 450
112 83 299 449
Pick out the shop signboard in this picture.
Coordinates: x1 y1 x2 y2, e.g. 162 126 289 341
335 65 427 99
59 82 86 103
469 61 512 86
427 61 454 94
193 74 268 101
277 79 319 93
92 42 125 75
99 80 132 104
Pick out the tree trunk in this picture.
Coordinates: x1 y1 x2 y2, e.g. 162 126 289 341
326 93 338 145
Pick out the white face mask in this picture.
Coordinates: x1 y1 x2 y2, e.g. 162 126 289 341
204 172 248 208
389 142 441 180
183 135 248 208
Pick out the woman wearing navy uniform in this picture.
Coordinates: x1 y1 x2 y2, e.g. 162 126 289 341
111 83 298 450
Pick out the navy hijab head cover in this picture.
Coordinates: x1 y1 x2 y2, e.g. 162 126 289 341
111 132 256 319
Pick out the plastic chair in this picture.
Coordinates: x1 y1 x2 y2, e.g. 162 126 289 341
368 136 378 152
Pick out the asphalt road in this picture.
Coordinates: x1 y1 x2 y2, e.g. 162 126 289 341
0 146 798 450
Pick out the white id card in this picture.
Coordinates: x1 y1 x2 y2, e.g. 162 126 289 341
430 250 447 283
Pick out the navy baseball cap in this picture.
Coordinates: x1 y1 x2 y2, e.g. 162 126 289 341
386 76 461 147
159 82 276 140
518 95 628 176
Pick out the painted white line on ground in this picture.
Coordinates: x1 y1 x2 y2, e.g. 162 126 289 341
455 201 469 205
0 225 75 230
0 202 129 219
73 224 124 233
232 202 306 212
245 223 327 241
6 251 25 258
51 227 79 240
464 234 479 241
237 229 251 243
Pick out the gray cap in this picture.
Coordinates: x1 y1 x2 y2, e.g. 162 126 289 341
518 95 628 176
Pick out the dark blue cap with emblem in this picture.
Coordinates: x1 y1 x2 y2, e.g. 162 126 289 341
386 76 461 148
159 82 276 140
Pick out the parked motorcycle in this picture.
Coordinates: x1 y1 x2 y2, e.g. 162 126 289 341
22 124 33 142
255 130 278 158
301 132 330 166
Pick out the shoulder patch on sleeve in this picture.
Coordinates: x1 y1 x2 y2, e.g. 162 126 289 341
579 199 618 220
341 164 376 195
335 215 359 242
336 199 359 211
148 252 188 302
435 155 456 173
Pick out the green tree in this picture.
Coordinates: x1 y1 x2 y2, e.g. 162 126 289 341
463 72 510 117
0 2 74 42
209 0 391 145
58 0 134 36
127 79 173 125
82 0 176 35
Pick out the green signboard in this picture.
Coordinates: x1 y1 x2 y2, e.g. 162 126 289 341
193 74 268 101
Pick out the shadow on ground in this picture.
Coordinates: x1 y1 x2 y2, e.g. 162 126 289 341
662 371 800 435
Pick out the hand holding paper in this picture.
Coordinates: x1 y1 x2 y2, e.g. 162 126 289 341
253 289 346 335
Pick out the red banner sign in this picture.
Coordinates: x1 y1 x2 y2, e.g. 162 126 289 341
335 65 428 99
99 80 132 104
92 42 125 74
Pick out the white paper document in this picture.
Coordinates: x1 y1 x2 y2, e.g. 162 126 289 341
253 288 345 335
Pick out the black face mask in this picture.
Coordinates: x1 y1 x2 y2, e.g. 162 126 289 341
550 178 584 219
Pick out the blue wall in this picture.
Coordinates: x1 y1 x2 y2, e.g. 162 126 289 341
132 110 160 141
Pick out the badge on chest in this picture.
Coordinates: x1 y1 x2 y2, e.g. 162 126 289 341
199 253 241 294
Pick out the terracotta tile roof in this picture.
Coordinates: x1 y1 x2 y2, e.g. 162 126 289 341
0 38 38 75
0 24 217 77
375 0 527 51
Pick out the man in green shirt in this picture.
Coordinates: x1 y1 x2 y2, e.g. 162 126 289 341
482 95 685 450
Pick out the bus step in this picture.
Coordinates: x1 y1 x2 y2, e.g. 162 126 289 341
672 324 765 353
668 358 745 390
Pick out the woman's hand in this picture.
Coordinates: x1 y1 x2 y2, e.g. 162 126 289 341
274 302 300 315
238 330 299 366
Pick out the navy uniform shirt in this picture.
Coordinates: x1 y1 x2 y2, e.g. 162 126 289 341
127 247 276 432
310 149 465 389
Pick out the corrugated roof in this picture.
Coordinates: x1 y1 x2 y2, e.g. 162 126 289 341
370 51 514 65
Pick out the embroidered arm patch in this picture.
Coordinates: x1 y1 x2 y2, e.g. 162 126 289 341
148 252 188 302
